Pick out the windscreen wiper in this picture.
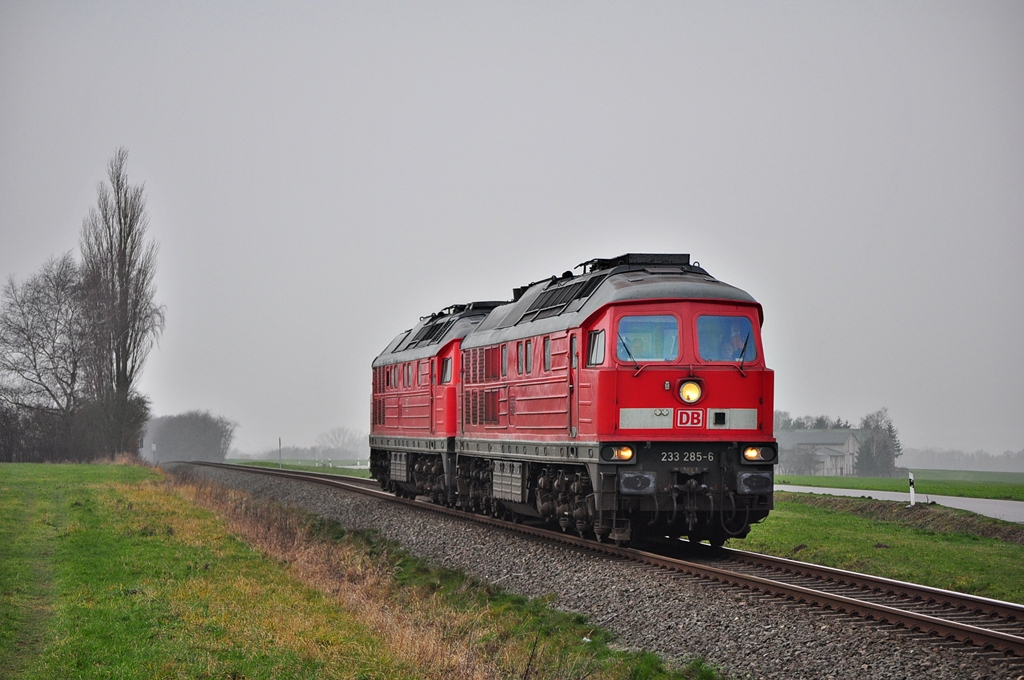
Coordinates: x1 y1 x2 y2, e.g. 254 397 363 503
738 333 750 367
736 332 751 376
617 333 641 372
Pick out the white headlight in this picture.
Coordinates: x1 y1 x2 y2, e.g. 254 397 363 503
679 381 702 404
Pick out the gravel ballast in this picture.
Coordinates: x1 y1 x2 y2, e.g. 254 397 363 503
171 465 1022 680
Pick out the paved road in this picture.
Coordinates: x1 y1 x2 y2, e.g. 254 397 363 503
775 485 1024 524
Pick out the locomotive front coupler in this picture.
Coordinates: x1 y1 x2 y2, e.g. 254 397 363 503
671 477 710 530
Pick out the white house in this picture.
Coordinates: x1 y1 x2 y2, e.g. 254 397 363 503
776 429 862 476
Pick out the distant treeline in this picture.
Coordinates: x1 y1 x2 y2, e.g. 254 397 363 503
233 427 368 461
141 411 236 464
901 447 1024 473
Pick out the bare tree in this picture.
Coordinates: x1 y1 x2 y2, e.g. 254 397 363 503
0 253 87 416
79 148 165 454
315 426 363 459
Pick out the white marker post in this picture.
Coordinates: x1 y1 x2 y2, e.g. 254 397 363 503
908 471 916 507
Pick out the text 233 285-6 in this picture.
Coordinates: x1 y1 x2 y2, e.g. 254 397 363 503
661 451 714 463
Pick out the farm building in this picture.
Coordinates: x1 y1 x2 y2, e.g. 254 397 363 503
776 429 862 476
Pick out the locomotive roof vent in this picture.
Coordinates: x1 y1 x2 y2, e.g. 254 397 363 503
515 273 608 324
579 253 706 274
400 300 507 351
421 300 506 321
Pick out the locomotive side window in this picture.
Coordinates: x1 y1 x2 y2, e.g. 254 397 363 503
616 315 679 362
525 340 533 373
587 330 606 366
501 344 508 377
440 357 453 384
484 347 501 381
543 337 552 371
517 342 524 375
697 315 757 363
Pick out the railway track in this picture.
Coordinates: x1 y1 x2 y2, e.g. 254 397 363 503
184 461 1024 661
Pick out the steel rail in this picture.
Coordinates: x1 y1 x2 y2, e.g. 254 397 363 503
718 545 1024 623
181 461 1024 657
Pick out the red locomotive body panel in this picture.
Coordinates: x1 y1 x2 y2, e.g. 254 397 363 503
369 303 500 485
457 300 774 446
592 300 773 442
372 345 458 440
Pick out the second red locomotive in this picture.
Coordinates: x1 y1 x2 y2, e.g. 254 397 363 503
369 254 776 546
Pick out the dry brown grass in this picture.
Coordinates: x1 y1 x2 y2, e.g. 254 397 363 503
168 473 499 680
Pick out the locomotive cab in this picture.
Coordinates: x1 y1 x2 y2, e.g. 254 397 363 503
580 297 776 545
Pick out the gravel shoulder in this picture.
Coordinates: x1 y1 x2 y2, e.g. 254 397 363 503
171 464 1023 680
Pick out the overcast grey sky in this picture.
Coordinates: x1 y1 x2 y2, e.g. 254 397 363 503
2 2 1022 455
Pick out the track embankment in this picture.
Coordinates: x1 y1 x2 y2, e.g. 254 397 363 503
174 462 1024 680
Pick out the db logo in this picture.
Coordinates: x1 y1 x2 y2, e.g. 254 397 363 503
676 409 704 428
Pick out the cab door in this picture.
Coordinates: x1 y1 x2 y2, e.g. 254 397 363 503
429 359 436 435
569 333 579 438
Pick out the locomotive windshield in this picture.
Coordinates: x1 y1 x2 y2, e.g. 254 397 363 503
616 315 679 362
697 315 757 363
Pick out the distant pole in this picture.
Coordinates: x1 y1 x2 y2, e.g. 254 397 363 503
279 438 282 469
908 471 916 507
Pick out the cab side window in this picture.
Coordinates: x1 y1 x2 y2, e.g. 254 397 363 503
587 330 605 366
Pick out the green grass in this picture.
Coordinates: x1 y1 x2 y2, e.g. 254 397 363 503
233 460 373 478
909 469 1024 484
776 470 1024 501
2 463 722 679
730 492 1024 603
0 463 425 679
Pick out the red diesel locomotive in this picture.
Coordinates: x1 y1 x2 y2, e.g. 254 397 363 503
369 254 777 545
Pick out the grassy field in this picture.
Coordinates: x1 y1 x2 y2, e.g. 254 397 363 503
730 492 1024 603
233 460 373 478
0 463 423 678
776 470 1024 501
0 462 719 679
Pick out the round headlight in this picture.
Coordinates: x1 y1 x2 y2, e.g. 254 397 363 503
743 446 762 461
679 381 702 404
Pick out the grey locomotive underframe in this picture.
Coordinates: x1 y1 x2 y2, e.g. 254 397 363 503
369 434 774 543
